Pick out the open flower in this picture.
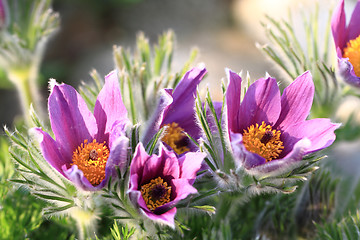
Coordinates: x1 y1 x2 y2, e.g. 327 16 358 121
128 143 206 227
331 0 360 88
143 66 207 155
33 71 129 191
226 70 339 174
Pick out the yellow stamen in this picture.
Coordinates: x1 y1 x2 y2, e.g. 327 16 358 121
343 34 360 77
242 121 284 162
71 139 109 186
141 177 171 211
161 122 190 155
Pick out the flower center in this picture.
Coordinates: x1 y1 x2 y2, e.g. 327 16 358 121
343 34 360 77
242 121 284 162
71 139 109 186
161 122 190 155
141 177 172 211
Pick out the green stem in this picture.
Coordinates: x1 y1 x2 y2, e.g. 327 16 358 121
71 207 98 240
8 68 33 126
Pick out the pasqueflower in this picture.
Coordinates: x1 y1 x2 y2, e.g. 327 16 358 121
226 70 339 173
143 66 207 155
33 71 129 191
128 143 206 227
331 0 360 87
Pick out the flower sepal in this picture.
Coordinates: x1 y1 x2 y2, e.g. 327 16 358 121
241 154 324 196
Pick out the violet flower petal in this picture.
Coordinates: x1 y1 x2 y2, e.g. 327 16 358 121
347 0 360 41
282 119 340 155
141 146 180 185
142 89 173 145
49 84 97 158
338 57 360 88
129 143 149 179
275 71 314 129
105 135 129 178
331 0 346 56
62 165 97 191
94 70 128 143
142 206 177 228
170 178 198 202
108 119 129 150
225 69 242 133
162 66 207 138
238 77 281 131
32 128 69 176
178 152 206 180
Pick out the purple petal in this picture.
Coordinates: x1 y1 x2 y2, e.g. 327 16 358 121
94 70 128 143
282 119 340 155
31 128 70 176
331 0 346 56
347 0 360 41
142 89 173 145
141 145 180 185
178 152 206 180
248 138 311 174
49 84 97 157
238 77 281 131
225 69 242 133
338 57 360 88
141 206 177 228
105 136 129 177
170 178 198 202
62 165 100 191
275 71 314 129
108 119 130 150
162 66 207 138
128 174 140 206
130 143 150 179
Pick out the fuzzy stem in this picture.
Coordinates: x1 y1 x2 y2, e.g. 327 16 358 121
71 207 98 240
8 67 34 126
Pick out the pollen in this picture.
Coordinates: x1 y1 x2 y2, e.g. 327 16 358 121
161 122 190 155
141 177 172 211
343 34 360 77
242 121 284 162
71 139 109 186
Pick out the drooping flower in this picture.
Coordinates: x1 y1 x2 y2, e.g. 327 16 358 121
33 71 130 191
128 142 206 227
143 66 207 155
331 0 360 88
226 69 339 174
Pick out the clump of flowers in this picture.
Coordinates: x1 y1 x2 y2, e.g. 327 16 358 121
3 9 349 237
332 0 360 87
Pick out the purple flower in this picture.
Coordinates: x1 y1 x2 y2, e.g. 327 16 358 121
33 71 130 191
128 143 206 227
226 69 339 174
143 66 207 155
331 0 360 88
